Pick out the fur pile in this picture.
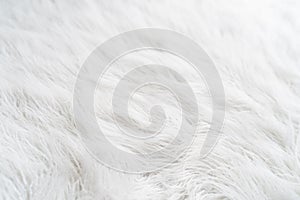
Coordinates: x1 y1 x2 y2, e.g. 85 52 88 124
1 0 300 199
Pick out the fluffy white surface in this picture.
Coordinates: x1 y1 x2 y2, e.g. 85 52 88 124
1 0 300 199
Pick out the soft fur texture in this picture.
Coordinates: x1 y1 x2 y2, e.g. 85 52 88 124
1 0 300 199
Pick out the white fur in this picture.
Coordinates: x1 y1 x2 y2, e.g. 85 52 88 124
1 0 300 199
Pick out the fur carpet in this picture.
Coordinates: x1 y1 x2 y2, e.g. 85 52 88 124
1 0 300 199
